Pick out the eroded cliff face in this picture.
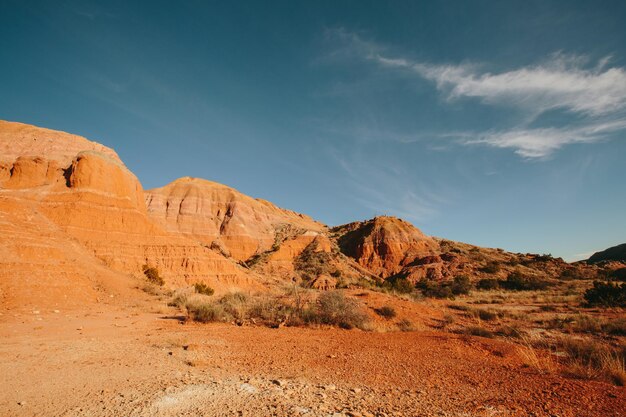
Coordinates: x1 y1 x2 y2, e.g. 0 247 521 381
144 177 325 262
0 121 255 310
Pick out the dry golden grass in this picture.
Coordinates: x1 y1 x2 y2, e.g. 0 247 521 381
517 337 557 374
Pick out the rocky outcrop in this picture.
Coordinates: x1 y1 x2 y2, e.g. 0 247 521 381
333 216 439 278
0 120 121 167
145 177 324 262
2 157 63 189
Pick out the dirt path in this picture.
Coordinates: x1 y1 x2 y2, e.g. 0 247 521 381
0 306 624 417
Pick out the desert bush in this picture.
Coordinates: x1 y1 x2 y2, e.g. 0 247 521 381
424 284 454 299
464 326 494 338
141 283 162 296
542 315 574 330
416 277 472 298
448 304 471 311
556 336 626 385
480 261 501 274
219 292 250 320
501 271 550 291
397 319 415 332
142 265 164 286
248 296 294 327
294 241 335 281
609 268 626 282
517 338 556 374
381 277 415 294
441 314 455 327
417 279 453 299
476 278 500 290
168 293 188 308
316 291 369 330
569 314 603 333
451 275 472 295
497 324 524 339
603 317 626 336
194 282 215 296
186 301 228 323
560 268 587 280
374 305 397 319
476 309 498 321
584 281 626 307
182 289 373 330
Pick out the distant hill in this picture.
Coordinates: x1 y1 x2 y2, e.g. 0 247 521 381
587 243 626 264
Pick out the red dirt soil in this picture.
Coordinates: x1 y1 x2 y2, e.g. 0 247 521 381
1 298 623 417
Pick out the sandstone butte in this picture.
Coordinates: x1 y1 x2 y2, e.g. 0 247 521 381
0 119 608 311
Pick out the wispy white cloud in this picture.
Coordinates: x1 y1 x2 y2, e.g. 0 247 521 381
375 53 626 117
463 119 626 158
325 29 626 158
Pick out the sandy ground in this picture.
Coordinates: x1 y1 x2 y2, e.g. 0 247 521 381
0 301 624 417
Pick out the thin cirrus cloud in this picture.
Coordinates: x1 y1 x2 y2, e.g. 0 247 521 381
374 52 626 158
327 29 626 158
376 54 626 117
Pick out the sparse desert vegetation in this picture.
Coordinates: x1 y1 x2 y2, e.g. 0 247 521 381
178 289 371 330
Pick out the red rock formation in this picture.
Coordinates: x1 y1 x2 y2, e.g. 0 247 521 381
0 120 256 308
333 216 439 278
145 177 324 261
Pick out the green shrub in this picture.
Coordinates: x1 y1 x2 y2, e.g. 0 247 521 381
609 268 626 282
374 305 397 319
480 261 501 274
316 291 369 330
501 271 550 291
142 265 164 286
603 317 626 336
248 297 293 326
397 319 415 332
560 268 586 280
168 293 188 308
451 275 472 295
417 276 472 298
556 336 626 385
219 292 250 320
583 281 626 307
194 282 215 296
497 325 524 338
477 309 498 321
381 277 415 294
424 284 453 299
186 302 228 323
464 326 494 338
294 241 335 281
476 278 500 290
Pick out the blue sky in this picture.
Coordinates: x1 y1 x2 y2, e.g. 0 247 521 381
1 0 625 261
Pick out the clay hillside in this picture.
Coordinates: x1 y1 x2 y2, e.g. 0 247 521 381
0 120 617 310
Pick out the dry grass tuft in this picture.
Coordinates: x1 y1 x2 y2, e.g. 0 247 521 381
517 337 556 374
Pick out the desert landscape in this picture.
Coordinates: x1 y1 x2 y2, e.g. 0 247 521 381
0 120 624 416
2 2 626 416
